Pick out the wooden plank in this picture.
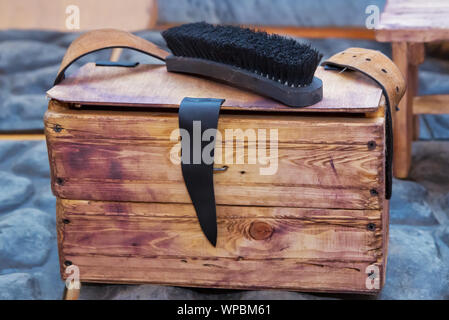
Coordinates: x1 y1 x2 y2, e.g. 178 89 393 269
413 94 449 114
52 179 380 209
0 133 45 140
57 199 385 294
0 0 157 31
45 101 385 209
45 101 385 146
48 141 383 188
65 254 382 294
376 0 449 42
155 24 376 40
47 64 383 114
61 214 381 261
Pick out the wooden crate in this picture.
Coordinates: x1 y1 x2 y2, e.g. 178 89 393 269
45 63 389 294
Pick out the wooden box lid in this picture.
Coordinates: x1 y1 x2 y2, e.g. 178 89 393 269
47 62 383 114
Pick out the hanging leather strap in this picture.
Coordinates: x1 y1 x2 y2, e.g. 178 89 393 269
321 48 406 199
179 97 225 247
54 29 170 85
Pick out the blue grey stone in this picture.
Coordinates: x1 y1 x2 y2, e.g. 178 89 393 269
419 58 449 93
158 0 386 27
80 284 203 300
0 94 49 130
0 208 53 269
438 194 449 225
237 290 328 300
9 64 59 95
417 60 449 140
0 30 62 43
442 226 449 248
31 248 65 300
0 40 65 74
418 116 433 140
411 142 449 191
420 114 449 140
0 273 40 300
3 94 48 121
12 142 50 178
380 225 449 300
390 179 438 225
0 141 31 163
33 185 56 214
0 171 34 212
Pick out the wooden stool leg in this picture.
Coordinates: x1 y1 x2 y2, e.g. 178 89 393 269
413 115 420 141
392 42 414 178
409 65 420 141
63 283 81 300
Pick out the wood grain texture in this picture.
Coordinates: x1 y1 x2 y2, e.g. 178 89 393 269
0 134 45 140
414 94 449 114
57 198 386 294
47 64 383 114
0 0 158 31
376 0 449 42
45 100 385 209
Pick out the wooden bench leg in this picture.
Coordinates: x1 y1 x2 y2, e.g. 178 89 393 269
391 42 424 178
413 114 420 141
409 65 420 141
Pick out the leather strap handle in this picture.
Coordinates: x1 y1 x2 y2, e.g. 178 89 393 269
54 28 170 85
322 48 406 199
322 48 405 113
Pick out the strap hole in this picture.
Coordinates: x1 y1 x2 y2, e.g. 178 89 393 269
365 58 371 61
382 68 387 73
396 86 399 92
352 55 357 58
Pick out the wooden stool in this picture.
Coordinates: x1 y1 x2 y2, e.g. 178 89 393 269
376 0 449 178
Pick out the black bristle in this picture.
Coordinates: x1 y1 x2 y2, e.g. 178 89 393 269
162 22 323 87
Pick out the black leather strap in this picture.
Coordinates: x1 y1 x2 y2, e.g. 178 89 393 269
323 64 394 199
179 97 225 247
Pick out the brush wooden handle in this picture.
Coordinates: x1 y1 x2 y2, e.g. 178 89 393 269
166 55 323 107
54 29 170 85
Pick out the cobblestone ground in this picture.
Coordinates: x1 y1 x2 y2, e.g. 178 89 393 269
0 27 448 299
